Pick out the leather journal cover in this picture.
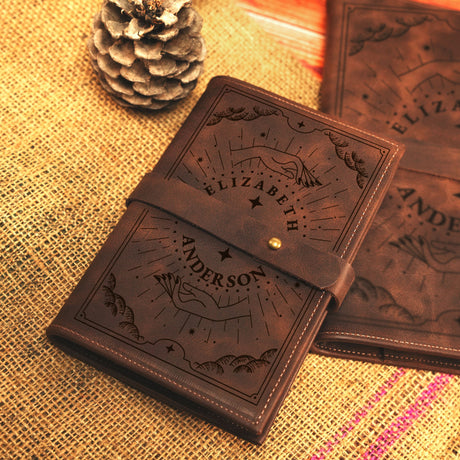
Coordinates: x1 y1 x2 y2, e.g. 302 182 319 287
47 76 403 443
320 0 460 176
313 0 460 374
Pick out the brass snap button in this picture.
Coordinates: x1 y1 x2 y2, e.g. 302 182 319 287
268 237 282 250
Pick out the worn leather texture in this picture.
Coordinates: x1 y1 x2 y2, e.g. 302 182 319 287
314 168 460 374
314 0 460 374
321 0 460 177
47 76 403 443
126 172 356 306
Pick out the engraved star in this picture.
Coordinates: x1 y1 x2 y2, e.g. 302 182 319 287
298 121 305 128
218 248 232 261
166 344 174 353
249 196 263 209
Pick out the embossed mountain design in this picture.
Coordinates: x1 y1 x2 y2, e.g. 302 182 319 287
348 276 417 324
194 349 277 375
191 349 278 396
47 76 403 443
102 273 144 341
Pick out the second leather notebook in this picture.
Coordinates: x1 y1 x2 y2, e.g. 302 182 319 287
47 76 403 443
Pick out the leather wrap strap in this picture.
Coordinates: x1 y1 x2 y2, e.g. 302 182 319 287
127 172 355 308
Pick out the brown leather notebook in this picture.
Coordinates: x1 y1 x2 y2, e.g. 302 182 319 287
47 76 403 443
313 167 460 374
313 0 460 374
321 0 460 177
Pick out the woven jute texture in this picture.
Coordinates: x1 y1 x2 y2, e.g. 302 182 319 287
1 0 459 458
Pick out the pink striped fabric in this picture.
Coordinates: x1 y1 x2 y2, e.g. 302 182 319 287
310 368 407 460
310 372 453 459
358 374 453 460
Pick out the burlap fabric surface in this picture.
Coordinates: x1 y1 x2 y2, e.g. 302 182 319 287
1 0 458 458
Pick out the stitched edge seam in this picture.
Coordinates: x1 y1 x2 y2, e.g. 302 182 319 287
316 343 460 368
52 293 325 426
320 331 460 353
54 83 402 427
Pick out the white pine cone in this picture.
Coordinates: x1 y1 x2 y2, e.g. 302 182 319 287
88 0 206 110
